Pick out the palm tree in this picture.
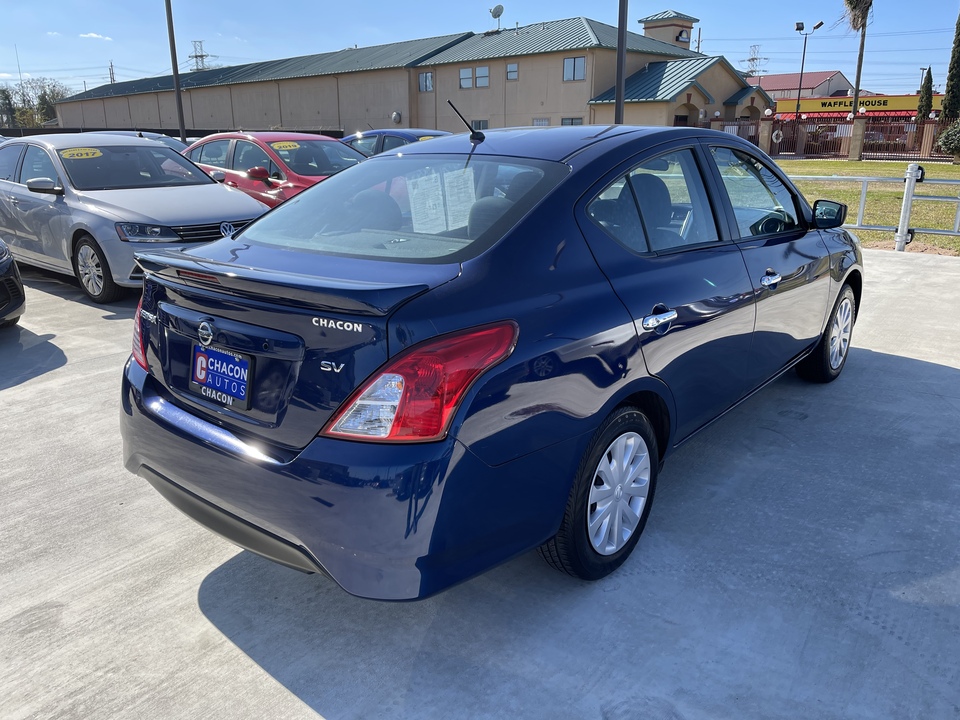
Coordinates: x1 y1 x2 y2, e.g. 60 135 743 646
843 0 873 117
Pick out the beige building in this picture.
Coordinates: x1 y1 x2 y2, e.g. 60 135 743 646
56 13 772 135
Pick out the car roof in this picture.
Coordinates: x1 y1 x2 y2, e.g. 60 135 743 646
350 128 452 139
386 125 714 162
192 131 340 144
10 133 171 150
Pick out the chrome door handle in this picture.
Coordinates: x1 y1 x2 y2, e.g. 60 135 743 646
225 181 239 187
641 309 678 330
9 196 19 204
760 272 782 288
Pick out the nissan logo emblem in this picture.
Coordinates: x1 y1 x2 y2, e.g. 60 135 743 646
198 321 214 347
220 222 235 237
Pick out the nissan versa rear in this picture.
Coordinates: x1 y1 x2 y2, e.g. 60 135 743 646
121 126 862 600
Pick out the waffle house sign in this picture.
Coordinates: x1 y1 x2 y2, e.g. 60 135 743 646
776 94 944 115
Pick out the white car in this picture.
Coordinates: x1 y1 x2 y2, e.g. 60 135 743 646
0 134 267 302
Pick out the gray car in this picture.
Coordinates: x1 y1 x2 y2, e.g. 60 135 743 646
0 134 267 302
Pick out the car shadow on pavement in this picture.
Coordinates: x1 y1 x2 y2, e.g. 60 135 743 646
194 347 960 719
0 325 67 390
19 266 138 320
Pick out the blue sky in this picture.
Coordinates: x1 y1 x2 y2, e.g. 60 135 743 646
0 1 955 97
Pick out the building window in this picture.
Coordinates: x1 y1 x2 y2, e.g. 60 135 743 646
472 119 489 131
506 63 519 81
533 118 550 127
460 68 473 89
561 117 584 126
563 56 585 82
476 66 489 88
418 72 433 93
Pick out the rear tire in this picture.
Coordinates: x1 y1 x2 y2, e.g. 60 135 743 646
73 235 123 304
796 284 856 383
539 406 658 580
0 317 19 329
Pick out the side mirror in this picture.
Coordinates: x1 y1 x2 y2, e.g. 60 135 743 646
209 170 226 183
812 200 847 229
26 177 64 195
247 166 270 182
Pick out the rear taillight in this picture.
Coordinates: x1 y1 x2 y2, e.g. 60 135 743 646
132 295 148 370
322 322 518 442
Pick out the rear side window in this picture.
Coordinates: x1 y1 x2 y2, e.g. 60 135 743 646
197 140 230 168
710 146 799 238
588 148 718 254
240 154 568 263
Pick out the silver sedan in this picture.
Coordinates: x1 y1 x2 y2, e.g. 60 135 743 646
0 134 267 302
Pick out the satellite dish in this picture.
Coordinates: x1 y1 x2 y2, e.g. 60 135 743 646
490 4 504 30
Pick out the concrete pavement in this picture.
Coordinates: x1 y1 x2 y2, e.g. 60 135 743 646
1 248 959 719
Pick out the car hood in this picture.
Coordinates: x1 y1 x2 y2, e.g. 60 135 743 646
77 184 268 224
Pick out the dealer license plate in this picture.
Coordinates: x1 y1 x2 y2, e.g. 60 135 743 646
188 344 252 410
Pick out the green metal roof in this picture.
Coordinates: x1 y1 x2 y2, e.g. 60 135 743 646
416 17 700 66
590 56 721 104
637 10 700 23
724 84 774 107
62 32 473 102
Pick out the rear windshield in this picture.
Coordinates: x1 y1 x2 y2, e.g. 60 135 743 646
57 145 213 191
239 154 568 262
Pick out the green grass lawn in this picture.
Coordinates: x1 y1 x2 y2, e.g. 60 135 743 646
777 160 960 254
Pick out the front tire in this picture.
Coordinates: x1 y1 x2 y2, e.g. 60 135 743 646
796 284 856 383
73 235 123 303
539 406 658 580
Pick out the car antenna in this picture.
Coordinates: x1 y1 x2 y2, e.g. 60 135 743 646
367 123 374 130
447 100 484 145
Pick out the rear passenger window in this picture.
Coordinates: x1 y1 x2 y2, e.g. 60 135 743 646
710 146 799 238
197 140 230 169
588 148 718 254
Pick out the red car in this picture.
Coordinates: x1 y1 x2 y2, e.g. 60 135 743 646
184 132 365 207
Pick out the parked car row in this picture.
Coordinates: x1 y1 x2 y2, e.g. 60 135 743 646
0 125 451 303
0 133 269 302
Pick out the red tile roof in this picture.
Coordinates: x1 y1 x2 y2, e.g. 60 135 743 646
747 71 840 92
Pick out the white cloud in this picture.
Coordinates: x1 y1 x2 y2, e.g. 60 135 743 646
79 33 113 41
0 73 13 78
47 31 61 37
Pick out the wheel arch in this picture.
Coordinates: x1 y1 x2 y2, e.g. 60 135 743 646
602 375 675 465
842 268 863 319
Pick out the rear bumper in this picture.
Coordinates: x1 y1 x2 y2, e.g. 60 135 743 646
120 359 578 600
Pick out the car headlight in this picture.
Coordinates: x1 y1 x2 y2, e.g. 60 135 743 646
115 223 181 243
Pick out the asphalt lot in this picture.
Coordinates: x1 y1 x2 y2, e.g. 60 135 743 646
1 248 959 720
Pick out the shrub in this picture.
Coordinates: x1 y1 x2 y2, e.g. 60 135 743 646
936 119 960 155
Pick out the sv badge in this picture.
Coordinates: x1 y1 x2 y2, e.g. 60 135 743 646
320 361 345 373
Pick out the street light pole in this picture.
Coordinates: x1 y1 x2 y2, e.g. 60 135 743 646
794 20 823 120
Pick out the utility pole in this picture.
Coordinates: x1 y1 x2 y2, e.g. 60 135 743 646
189 40 209 71
164 0 187 142
614 0 628 124
109 61 116 84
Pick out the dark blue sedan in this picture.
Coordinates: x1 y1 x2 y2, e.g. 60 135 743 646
121 126 862 600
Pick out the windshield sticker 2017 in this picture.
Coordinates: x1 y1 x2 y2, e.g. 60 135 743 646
60 148 103 159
